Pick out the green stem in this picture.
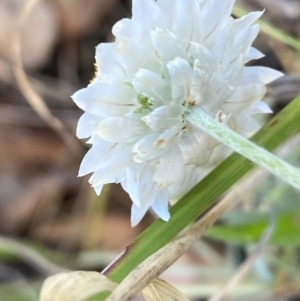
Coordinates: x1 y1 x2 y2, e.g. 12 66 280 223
187 108 300 191
91 95 300 301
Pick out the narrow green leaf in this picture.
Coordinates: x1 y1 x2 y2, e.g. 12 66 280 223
90 95 300 301
206 210 300 246
0 281 40 301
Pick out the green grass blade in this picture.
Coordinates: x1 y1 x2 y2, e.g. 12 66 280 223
89 95 300 300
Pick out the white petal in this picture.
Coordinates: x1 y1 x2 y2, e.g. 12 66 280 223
153 146 185 187
233 12 264 57
76 113 98 139
222 84 266 113
95 43 126 82
89 149 132 186
240 67 284 85
188 63 204 105
188 43 215 69
72 83 138 118
235 11 264 30
132 69 171 106
112 18 135 40
167 58 193 104
209 17 235 63
133 133 166 163
151 28 188 63
116 38 162 76
124 164 145 207
131 203 149 227
97 116 148 143
168 165 201 201
79 141 116 176
113 16 154 51
72 88 95 114
155 123 182 147
179 130 214 166
94 185 103 196
244 47 264 63
202 0 235 45
205 143 233 167
250 101 273 114
156 0 176 27
130 168 160 226
142 104 184 131
170 0 198 49
132 0 165 28
233 24 260 55
232 113 260 135
151 192 170 221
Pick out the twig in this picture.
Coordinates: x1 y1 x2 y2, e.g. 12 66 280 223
208 221 275 301
11 0 84 157
104 168 268 301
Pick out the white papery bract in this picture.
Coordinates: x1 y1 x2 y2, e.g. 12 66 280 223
72 0 282 226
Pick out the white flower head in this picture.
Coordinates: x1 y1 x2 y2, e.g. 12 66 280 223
72 0 282 226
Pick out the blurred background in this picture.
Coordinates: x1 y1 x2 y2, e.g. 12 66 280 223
0 0 300 300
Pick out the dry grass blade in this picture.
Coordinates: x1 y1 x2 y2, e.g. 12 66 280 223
208 222 275 301
104 168 268 301
142 278 190 301
246 283 300 301
40 271 117 301
11 0 83 157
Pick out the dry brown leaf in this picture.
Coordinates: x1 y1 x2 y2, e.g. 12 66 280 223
40 271 117 301
142 278 190 301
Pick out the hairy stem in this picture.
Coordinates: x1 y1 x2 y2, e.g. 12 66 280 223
187 108 300 191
